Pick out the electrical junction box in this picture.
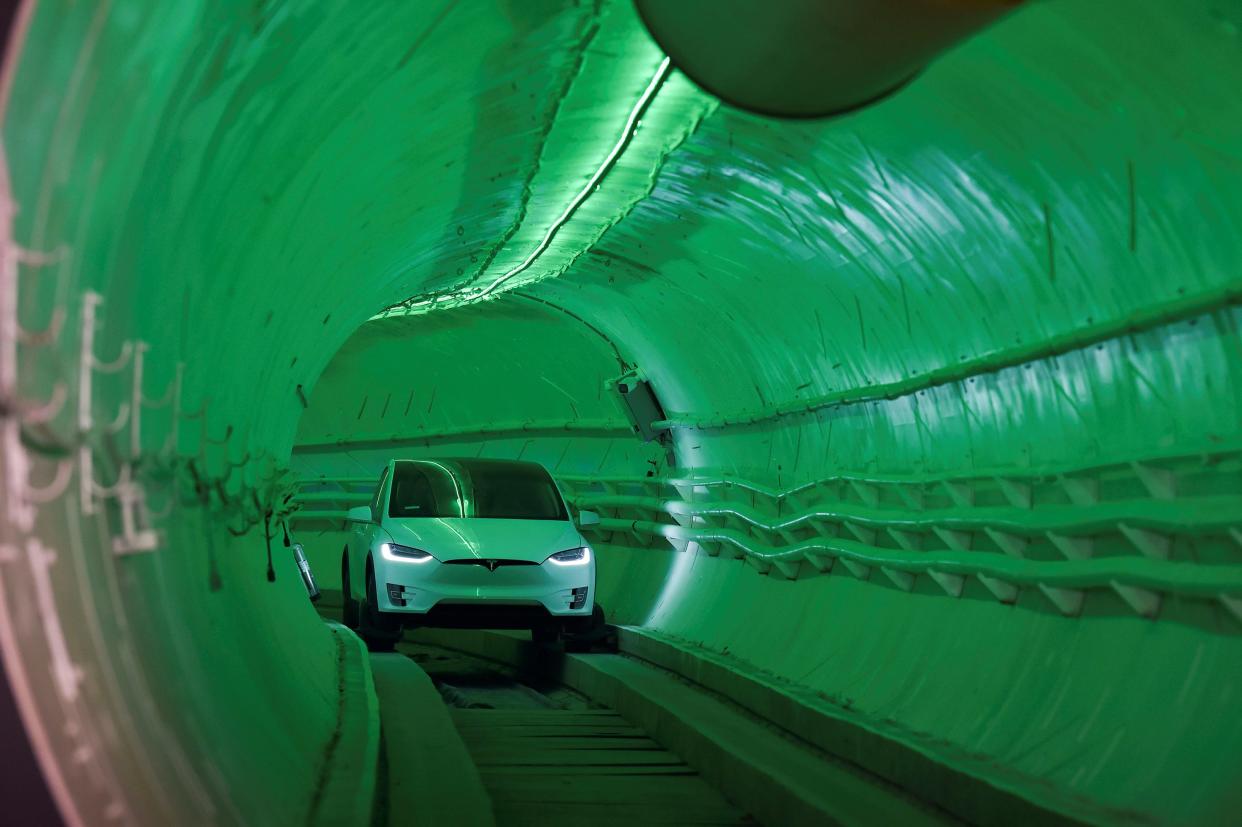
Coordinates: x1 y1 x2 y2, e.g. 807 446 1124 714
609 371 669 443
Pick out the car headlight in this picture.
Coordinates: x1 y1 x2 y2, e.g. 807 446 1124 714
381 542 436 564
546 547 591 567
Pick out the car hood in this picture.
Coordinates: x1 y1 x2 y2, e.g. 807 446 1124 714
380 518 585 564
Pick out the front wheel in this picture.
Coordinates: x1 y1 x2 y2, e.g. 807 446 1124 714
341 552 359 630
361 564 402 652
564 604 607 652
531 624 560 645
568 604 605 636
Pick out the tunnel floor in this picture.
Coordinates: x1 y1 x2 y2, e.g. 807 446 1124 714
449 708 752 826
313 601 757 826
404 643 598 712
404 641 755 826
311 595 963 826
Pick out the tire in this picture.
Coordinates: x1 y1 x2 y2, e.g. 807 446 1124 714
361 562 401 652
531 624 560 645
567 603 605 635
564 604 606 652
341 552 359 630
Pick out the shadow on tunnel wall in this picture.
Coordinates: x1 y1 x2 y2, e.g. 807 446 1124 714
395 0 598 310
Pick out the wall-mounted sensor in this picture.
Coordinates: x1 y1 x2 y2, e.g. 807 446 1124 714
609 371 669 443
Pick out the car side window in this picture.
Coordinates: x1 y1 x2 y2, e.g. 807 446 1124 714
370 467 389 522
390 464 438 518
388 462 464 518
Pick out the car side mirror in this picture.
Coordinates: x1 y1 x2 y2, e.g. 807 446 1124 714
346 505 372 523
577 510 600 528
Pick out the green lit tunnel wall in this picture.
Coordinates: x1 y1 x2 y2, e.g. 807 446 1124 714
2 1 1241 825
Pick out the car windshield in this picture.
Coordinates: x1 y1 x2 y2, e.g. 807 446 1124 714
387 459 568 521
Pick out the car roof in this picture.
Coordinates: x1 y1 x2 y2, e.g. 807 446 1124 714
392 457 550 472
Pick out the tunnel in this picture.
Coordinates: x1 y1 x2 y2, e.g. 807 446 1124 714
1 1 1240 825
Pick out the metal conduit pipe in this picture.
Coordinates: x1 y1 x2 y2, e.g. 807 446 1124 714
634 0 1024 118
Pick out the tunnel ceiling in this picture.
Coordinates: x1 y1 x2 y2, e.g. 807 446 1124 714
4 0 1242 825
290 294 663 477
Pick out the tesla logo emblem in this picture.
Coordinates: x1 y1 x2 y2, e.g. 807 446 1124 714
484 560 500 572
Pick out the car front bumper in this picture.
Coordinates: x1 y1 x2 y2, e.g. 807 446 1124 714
374 556 595 617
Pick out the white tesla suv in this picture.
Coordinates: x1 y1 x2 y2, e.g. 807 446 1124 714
341 458 601 648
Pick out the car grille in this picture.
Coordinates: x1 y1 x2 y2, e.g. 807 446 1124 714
442 559 539 567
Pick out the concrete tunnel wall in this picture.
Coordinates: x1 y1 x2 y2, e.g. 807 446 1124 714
1 1 1240 825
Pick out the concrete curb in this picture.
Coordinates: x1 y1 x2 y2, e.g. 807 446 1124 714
369 653 494 827
613 626 1092 827
312 621 381 827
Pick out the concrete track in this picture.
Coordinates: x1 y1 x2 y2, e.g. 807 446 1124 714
336 610 978 827
316 596 760 825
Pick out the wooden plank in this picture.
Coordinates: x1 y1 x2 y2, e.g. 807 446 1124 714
457 736 663 750
489 799 750 819
451 707 621 713
453 724 640 737
470 749 680 766
479 774 746 805
457 720 645 730
452 710 624 723
453 717 634 725
476 764 697 777
449 710 630 720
